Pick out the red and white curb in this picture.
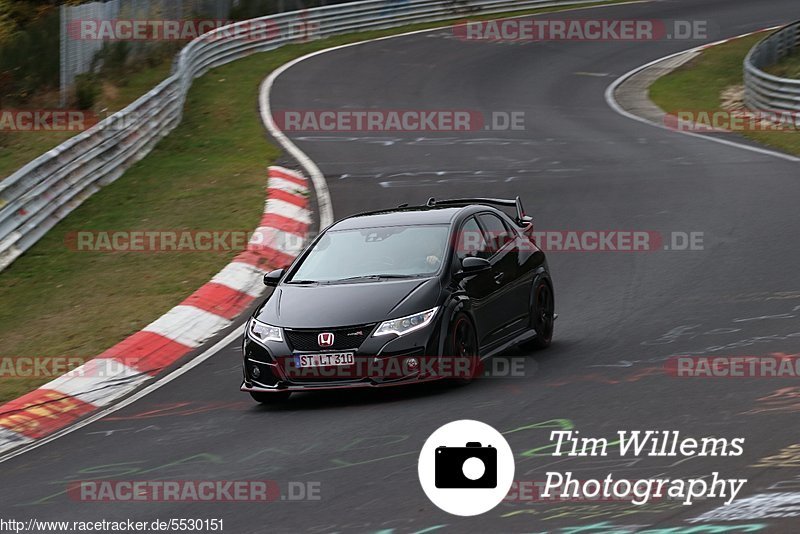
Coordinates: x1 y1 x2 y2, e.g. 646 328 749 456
0 166 310 453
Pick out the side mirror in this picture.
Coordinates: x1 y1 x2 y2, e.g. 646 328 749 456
455 257 491 279
263 269 285 287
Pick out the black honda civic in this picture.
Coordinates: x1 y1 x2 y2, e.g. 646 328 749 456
241 197 555 403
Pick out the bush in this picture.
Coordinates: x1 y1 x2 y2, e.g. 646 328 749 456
74 73 100 109
90 41 131 83
0 8 59 105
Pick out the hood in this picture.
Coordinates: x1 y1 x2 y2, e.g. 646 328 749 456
255 277 441 328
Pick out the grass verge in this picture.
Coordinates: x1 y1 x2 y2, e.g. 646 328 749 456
649 32 800 156
764 50 800 79
0 0 630 403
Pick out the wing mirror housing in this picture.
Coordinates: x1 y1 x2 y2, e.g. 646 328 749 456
455 257 491 280
263 269 285 287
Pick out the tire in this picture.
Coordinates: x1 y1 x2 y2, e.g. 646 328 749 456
446 313 481 384
525 278 555 350
250 391 291 404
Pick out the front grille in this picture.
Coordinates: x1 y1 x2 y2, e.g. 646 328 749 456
285 324 376 351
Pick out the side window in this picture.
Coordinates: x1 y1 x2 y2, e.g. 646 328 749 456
478 213 514 255
457 217 489 260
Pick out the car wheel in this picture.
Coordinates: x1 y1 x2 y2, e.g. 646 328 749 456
250 391 291 404
447 313 481 384
526 278 555 350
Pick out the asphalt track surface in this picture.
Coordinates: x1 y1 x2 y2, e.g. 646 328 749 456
3 1 800 532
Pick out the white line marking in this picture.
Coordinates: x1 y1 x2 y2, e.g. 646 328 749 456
605 27 800 163
0 428 32 453
261 74 333 231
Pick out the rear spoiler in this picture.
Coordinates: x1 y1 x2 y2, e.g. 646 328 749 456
425 196 532 227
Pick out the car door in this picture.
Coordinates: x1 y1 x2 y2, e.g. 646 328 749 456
476 212 529 343
454 216 497 347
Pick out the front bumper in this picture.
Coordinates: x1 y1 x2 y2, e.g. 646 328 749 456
241 374 443 393
241 319 447 393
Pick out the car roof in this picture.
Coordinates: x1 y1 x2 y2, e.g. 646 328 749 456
331 207 468 230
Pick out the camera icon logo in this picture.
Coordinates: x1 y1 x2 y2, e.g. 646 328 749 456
418 420 515 516
435 442 497 488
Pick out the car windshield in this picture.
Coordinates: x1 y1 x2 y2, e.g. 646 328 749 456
288 224 450 283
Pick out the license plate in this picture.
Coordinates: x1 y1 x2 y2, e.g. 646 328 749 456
295 352 355 368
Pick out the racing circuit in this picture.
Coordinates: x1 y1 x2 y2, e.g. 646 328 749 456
2 0 800 532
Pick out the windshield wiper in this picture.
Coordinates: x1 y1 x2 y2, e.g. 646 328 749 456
286 279 320 284
331 274 416 283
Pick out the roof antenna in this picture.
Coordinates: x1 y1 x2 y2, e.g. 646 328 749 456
426 197 436 207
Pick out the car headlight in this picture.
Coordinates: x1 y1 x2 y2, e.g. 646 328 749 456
373 307 438 337
248 318 283 342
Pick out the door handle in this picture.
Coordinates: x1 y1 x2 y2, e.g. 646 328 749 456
493 272 505 284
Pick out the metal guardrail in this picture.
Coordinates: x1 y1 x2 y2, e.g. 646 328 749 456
744 20 800 113
0 0 591 272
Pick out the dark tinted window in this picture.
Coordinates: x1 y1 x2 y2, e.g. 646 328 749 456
478 213 514 254
456 217 489 260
